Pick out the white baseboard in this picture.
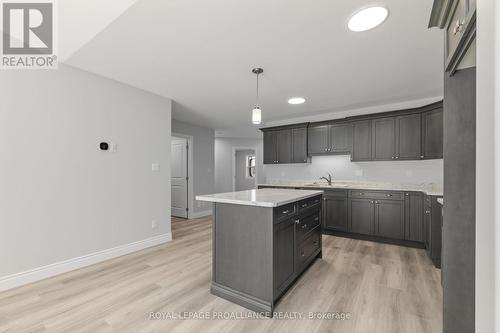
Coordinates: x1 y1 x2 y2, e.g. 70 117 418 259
189 209 212 219
0 233 172 292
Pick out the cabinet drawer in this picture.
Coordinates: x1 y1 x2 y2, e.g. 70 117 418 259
323 190 348 198
296 210 321 242
297 231 321 268
298 195 321 212
349 190 404 201
274 203 296 221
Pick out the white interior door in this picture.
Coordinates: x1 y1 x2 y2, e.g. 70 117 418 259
171 138 188 218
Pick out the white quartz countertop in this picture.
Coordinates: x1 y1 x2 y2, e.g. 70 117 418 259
196 189 323 208
257 181 443 196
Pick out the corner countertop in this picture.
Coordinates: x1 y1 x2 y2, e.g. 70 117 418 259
196 189 323 208
257 180 443 196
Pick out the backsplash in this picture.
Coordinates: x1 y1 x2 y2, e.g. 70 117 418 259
263 155 443 188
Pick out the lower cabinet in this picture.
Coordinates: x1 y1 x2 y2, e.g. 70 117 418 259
348 198 374 235
405 192 424 242
274 218 295 292
374 199 404 239
424 195 442 268
322 192 348 232
273 200 322 300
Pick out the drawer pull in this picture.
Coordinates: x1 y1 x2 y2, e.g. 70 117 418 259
282 210 289 214
386 194 392 197
294 219 300 224
314 217 319 221
301 224 308 229
301 203 308 208
301 252 305 257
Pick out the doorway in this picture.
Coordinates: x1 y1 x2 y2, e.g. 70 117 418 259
171 136 189 218
233 149 257 191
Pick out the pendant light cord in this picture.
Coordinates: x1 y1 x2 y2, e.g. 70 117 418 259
255 72 259 107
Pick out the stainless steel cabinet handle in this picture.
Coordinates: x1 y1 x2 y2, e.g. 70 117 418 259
282 210 289 214
314 217 319 221
301 224 308 229
294 219 300 224
420 155 424 159
301 252 305 257
395 156 399 159
386 194 392 197
301 203 307 208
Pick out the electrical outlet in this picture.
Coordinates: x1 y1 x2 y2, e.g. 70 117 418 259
151 220 157 229
151 163 160 172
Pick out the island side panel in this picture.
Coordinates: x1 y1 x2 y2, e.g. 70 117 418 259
212 202 274 305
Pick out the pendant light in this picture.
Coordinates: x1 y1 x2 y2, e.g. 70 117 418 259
251 68 263 124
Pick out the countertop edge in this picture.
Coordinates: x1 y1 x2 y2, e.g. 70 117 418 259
257 183 443 197
196 190 323 208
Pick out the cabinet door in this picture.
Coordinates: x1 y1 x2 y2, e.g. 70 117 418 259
323 196 348 231
292 127 308 163
421 109 443 159
351 120 372 161
348 198 374 235
263 131 277 164
372 117 396 160
396 114 422 160
276 129 292 164
308 125 330 154
330 123 351 153
374 200 404 239
404 192 424 242
274 218 295 292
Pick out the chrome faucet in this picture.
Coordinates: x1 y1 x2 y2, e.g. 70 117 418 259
319 173 333 186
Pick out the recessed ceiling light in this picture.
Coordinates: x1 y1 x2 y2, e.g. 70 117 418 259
348 6 389 32
288 97 306 105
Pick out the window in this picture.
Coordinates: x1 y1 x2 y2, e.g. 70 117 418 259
246 155 256 178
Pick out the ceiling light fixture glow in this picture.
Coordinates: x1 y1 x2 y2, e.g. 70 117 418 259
251 67 263 125
348 6 389 32
288 97 306 105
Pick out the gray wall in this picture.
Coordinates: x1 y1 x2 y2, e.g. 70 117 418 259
0 64 172 278
235 149 256 191
215 138 264 193
172 119 214 213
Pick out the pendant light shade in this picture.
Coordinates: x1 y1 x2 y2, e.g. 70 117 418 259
251 68 263 125
252 107 262 124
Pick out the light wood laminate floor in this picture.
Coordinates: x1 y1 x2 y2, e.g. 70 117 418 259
0 216 442 333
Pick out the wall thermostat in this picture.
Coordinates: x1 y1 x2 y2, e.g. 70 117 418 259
99 142 109 151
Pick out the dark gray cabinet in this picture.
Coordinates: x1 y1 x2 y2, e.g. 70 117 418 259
262 126 307 164
276 130 292 164
292 127 308 163
274 218 295 292
307 124 329 154
351 120 372 161
424 195 442 268
322 192 348 232
348 198 373 234
372 117 396 160
404 192 424 242
421 108 444 159
308 122 351 154
263 131 278 164
374 199 404 239
396 114 422 160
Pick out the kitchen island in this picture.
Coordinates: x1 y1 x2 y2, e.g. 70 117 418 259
196 188 323 315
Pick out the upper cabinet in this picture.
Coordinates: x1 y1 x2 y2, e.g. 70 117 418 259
421 108 444 159
261 101 443 163
396 113 422 160
262 125 308 165
308 122 351 155
372 117 396 160
351 120 372 161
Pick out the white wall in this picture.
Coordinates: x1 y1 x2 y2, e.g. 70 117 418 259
476 0 500 331
171 119 214 214
264 155 443 186
215 138 264 193
0 64 172 289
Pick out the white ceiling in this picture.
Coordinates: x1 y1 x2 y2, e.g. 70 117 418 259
65 0 444 129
